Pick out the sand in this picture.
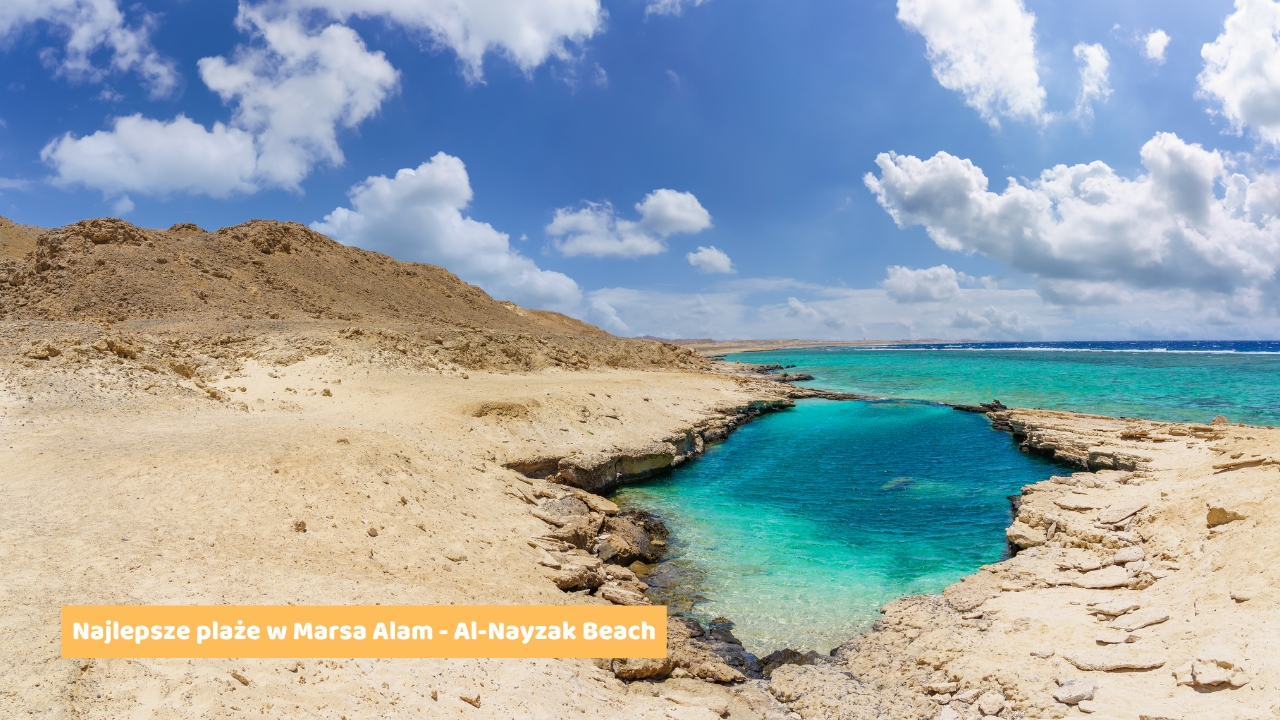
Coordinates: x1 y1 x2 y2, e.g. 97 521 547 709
0 318 796 719
6 216 1279 720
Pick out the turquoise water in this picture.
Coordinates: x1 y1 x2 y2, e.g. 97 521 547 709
732 344 1280 426
613 399 1059 654
613 344 1280 654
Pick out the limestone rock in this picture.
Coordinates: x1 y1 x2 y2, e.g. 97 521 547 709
1064 649 1166 671
976 690 1005 715
666 617 757 683
1006 520 1046 548
599 584 650 606
596 514 662 565
1053 677 1097 704
545 513 604 549
1089 599 1139 617
1097 502 1148 525
759 648 824 678
1109 608 1168 632
1055 496 1103 511
611 656 676 680
1111 546 1145 564
1174 647 1251 688
1073 565 1131 588
1095 628 1137 644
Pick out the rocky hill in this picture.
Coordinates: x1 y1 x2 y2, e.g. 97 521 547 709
0 217 600 336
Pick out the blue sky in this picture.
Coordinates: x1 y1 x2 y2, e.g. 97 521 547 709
5 0 1280 340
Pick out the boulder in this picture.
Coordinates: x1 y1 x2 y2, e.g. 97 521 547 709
1174 647 1251 688
976 691 1005 715
1111 546 1145 564
611 656 676 680
546 514 604 549
1053 677 1097 704
596 515 663 565
759 648 822 678
599 585 650 606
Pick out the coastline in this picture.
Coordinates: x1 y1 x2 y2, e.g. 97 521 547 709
4 315 1277 719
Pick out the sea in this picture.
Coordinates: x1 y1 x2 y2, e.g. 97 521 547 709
611 341 1280 654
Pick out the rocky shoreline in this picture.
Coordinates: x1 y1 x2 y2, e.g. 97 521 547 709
501 388 813 684
518 369 1280 720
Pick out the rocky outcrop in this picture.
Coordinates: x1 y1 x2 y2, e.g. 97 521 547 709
505 399 797 493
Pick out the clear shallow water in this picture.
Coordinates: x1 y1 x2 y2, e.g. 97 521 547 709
732 341 1280 426
613 341 1280 654
612 399 1059 654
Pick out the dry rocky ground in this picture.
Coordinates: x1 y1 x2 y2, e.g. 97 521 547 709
3 216 1276 720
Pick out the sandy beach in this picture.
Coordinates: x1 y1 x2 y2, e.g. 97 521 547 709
4 218 1278 720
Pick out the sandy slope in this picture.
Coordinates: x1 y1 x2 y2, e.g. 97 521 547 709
0 322 795 719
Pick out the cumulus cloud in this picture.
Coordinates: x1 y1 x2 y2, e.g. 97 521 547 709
0 0 178 96
1144 30 1170 64
547 189 712 258
865 132 1280 309
1199 0 1280 145
686 245 733 274
646 0 710 17
198 6 399 189
42 114 259 198
313 152 582 312
895 0 1047 125
883 265 961 302
1073 43 1111 121
42 6 398 198
949 306 1041 339
282 0 604 82
585 298 629 334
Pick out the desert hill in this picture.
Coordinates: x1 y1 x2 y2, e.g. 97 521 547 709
0 216 707 375
0 216 600 336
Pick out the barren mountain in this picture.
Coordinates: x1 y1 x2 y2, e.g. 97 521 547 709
0 217 601 334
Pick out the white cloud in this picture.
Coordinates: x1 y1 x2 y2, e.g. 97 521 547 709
0 0 178 96
585 298 629 334
282 0 604 82
883 264 961 302
1199 0 1280 145
646 0 710 17
0 177 29 190
1144 30 1170 64
197 6 399 189
949 306 1041 339
865 132 1280 307
42 114 259 198
110 194 133 215
547 188 712 258
1073 43 1111 121
587 277 1280 341
41 6 398 198
312 152 583 312
687 245 734 274
895 0 1047 126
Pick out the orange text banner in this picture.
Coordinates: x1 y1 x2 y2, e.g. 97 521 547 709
62 605 666 659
